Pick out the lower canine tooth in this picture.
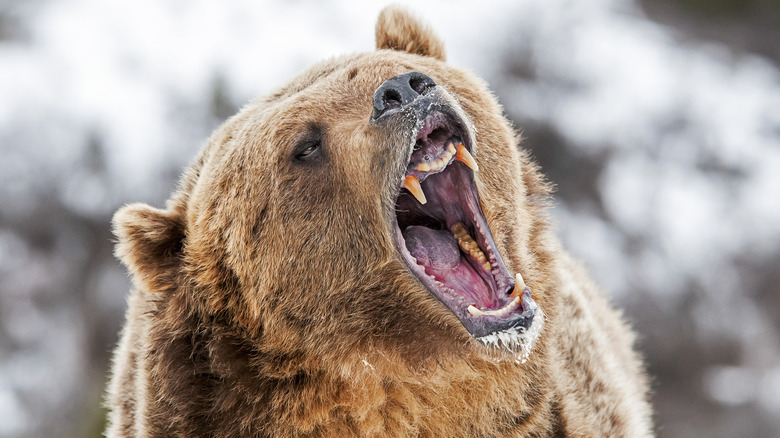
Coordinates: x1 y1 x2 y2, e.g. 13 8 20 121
509 273 527 299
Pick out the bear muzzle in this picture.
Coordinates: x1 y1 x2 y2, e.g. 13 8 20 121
375 73 543 356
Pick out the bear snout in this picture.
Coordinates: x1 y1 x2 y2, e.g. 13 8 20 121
370 71 437 121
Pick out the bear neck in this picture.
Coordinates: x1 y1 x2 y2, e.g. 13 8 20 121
137 283 565 437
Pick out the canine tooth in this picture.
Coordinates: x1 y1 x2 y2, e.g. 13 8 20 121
456 144 479 172
403 175 427 205
416 162 431 172
467 305 484 316
509 273 527 299
516 272 526 290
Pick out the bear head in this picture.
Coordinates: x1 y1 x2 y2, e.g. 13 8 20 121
112 6 557 379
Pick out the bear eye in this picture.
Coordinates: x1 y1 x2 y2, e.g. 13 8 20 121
296 141 321 159
293 127 324 162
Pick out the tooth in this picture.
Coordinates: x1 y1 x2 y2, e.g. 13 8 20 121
456 144 479 172
509 273 527 298
416 162 431 172
403 175 426 204
516 272 526 290
452 223 468 238
448 142 457 155
453 222 492 266
469 296 521 317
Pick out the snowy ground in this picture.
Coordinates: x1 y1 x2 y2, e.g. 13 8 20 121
1 0 779 436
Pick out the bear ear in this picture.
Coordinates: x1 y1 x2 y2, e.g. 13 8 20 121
376 5 446 61
113 203 185 293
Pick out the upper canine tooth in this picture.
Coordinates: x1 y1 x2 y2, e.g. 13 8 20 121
456 144 479 172
403 175 426 204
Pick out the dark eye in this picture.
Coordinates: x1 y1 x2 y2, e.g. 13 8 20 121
293 127 324 163
296 141 321 160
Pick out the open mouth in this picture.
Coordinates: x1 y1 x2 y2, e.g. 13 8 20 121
393 110 539 348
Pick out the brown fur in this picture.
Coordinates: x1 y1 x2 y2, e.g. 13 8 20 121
106 6 653 437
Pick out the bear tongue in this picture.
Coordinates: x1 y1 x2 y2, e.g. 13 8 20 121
402 226 460 269
402 225 493 306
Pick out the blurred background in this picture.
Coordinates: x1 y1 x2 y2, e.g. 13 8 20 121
1 0 779 436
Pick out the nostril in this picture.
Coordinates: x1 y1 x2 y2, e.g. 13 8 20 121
384 89 402 110
410 76 434 95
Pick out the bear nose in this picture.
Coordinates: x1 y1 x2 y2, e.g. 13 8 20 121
371 71 436 120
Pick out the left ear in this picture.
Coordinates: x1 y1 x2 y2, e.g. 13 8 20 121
375 5 446 61
112 203 185 294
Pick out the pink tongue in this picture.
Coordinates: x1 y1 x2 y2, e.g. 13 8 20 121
402 226 460 269
402 225 497 308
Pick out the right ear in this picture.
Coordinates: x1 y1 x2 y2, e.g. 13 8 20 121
113 203 185 293
376 5 446 61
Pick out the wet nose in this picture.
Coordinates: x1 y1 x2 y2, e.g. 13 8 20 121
371 71 436 120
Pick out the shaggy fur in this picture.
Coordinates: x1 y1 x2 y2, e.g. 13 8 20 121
106 6 654 437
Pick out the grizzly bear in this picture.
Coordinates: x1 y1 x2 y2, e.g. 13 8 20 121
106 6 654 437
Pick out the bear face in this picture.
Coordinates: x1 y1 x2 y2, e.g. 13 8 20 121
108 6 652 437
116 21 551 366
